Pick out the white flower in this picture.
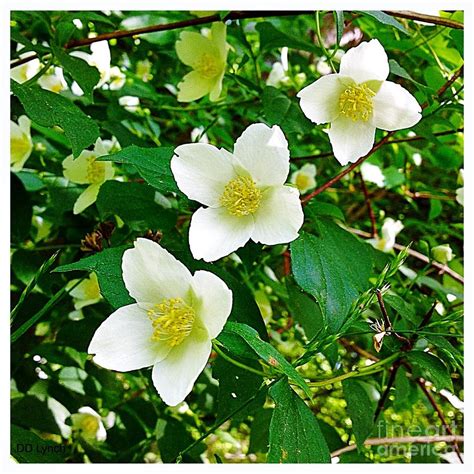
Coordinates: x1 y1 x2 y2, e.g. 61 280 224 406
11 115 33 171
360 162 385 187
88 238 233 406
369 217 404 252
70 406 107 442
118 95 140 112
456 168 464 206
108 66 126 90
171 123 304 262
290 163 317 194
10 52 41 84
190 126 209 143
297 39 422 165
62 138 115 214
266 47 290 88
432 244 454 264
69 272 102 309
37 67 68 93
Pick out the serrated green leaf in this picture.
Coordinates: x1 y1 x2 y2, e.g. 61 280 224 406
221 322 311 398
342 379 379 447
54 247 133 309
268 378 330 463
335 11 345 46
98 145 179 194
407 351 453 391
11 81 99 157
96 180 176 231
358 11 409 35
291 218 374 332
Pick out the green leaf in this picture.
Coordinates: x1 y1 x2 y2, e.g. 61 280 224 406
11 173 32 244
221 322 311 398
358 11 409 35
11 425 68 463
11 396 63 435
96 181 176 231
248 407 273 454
389 59 427 89
406 351 453 391
342 379 380 448
286 281 325 339
11 81 99 157
291 218 374 332
267 378 330 463
384 294 418 325
98 145 180 194
212 357 263 423
54 247 133 309
304 199 345 222
256 22 318 53
335 11 345 46
51 44 100 101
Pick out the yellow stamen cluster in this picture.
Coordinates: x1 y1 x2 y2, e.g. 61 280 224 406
86 157 106 183
147 298 195 347
11 135 31 157
220 176 262 217
339 84 376 122
195 54 220 78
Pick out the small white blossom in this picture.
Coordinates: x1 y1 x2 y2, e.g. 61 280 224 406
297 40 422 165
70 407 107 442
361 162 385 187
432 244 454 264
369 217 404 252
10 115 33 171
88 239 233 406
290 163 317 194
171 123 304 262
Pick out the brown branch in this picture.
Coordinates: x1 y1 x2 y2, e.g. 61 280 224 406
416 380 463 462
384 10 464 30
331 435 464 458
359 172 378 237
348 227 464 285
292 128 463 162
373 362 401 422
339 338 379 362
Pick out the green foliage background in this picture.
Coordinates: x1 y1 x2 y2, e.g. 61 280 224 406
10 10 463 464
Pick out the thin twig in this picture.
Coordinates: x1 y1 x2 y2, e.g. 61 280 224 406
348 227 464 285
373 361 401 422
331 435 464 458
383 10 464 30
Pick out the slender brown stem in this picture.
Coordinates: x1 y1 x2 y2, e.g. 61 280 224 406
339 338 379 362
331 435 464 458
292 128 463 162
417 380 463 462
383 10 464 30
348 227 464 285
373 362 401 422
359 172 378 238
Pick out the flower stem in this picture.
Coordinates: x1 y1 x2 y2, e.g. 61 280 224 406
315 11 336 73
212 341 268 378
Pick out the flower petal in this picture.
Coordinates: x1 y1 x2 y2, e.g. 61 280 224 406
122 238 193 304
10 118 32 171
233 123 290 186
189 206 254 262
209 70 225 102
63 151 94 184
191 270 233 339
251 186 304 245
371 81 422 131
152 336 212 406
171 143 236 206
88 303 170 371
73 183 101 214
297 74 345 124
211 22 229 60
177 70 215 102
327 117 376 165
176 32 218 67
339 39 389 84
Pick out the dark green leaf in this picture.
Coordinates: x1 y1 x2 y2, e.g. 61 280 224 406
256 22 318 53
291 218 374 332
335 11 345 46
54 247 133 309
268 378 330 463
342 379 380 447
98 145 179 194
358 11 409 35
11 173 32 243
11 81 99 157
221 322 311 398
406 351 453 391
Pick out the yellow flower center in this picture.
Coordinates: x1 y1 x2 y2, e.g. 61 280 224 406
148 298 195 347
86 157 106 184
195 53 220 78
295 173 312 191
339 84 376 121
81 415 100 435
11 134 30 160
220 176 262 217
